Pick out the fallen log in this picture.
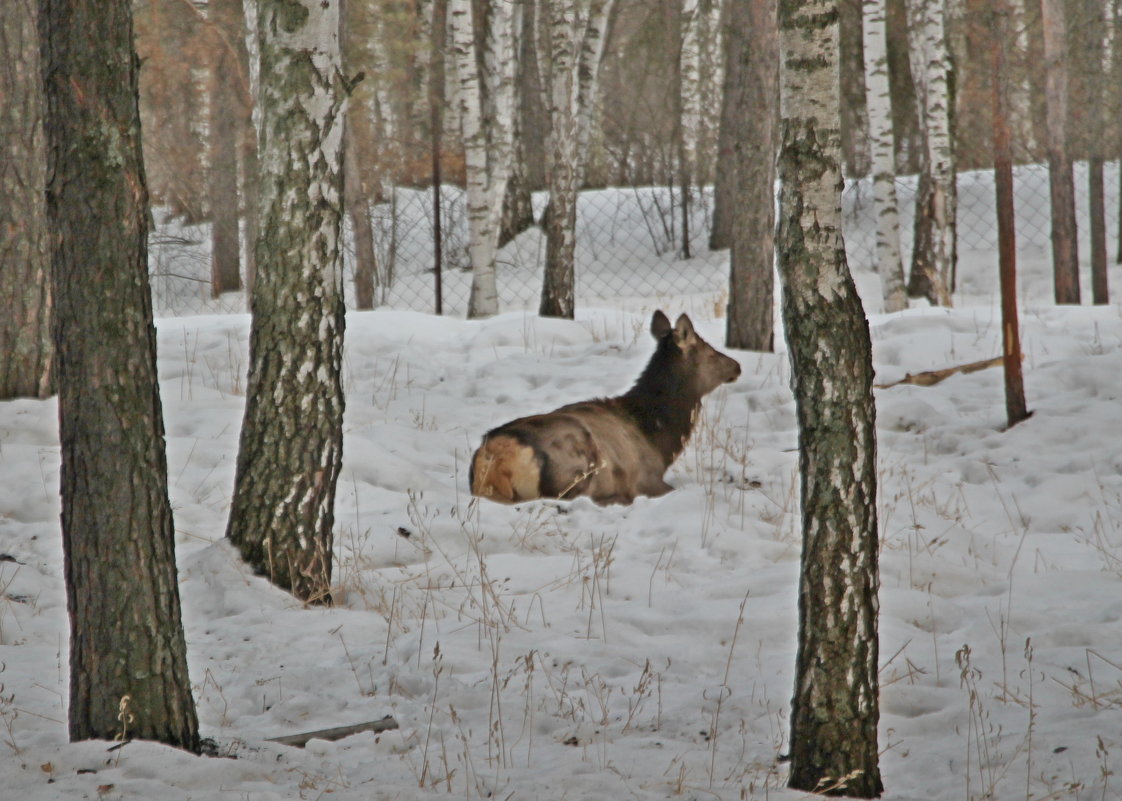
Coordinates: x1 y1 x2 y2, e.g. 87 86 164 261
875 356 1005 389
267 715 399 748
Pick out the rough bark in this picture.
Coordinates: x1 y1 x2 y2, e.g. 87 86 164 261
341 0 377 310
904 0 956 305
1080 0 1107 304
539 0 614 319
209 0 244 297
39 0 199 749
991 0 1029 427
500 0 541 249
710 0 746 251
1040 0 1079 304
862 0 908 312
776 0 882 796
840 0 870 177
725 0 778 352
227 0 347 603
1 0 53 399
345 114 378 309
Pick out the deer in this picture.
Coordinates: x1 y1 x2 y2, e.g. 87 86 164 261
469 310 742 505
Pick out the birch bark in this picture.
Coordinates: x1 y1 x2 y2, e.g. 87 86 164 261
226 0 347 603
776 0 882 794
862 0 907 312
538 0 614 319
904 0 956 305
451 0 520 318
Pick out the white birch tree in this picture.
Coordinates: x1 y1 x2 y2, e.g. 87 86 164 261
777 0 882 792
538 0 614 318
227 0 348 602
680 0 723 186
450 0 521 318
862 0 907 312
904 0 956 305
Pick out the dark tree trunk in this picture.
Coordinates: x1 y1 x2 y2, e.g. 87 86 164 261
709 0 744 251
1040 0 1080 304
777 0 882 796
1080 0 1107 304
991 0 1029 427
209 0 243 298
499 0 540 249
725 0 778 352
906 169 939 301
39 0 199 749
344 108 378 310
430 0 448 315
839 0 869 177
226 0 347 604
1 0 53 399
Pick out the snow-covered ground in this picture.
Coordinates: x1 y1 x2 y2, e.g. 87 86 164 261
4 171 1122 800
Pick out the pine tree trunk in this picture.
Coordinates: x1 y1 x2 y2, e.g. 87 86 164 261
1081 0 1107 304
862 0 907 312
991 0 1029 427
241 0 260 294
1 0 53 399
710 0 745 251
40 0 199 749
227 0 347 603
776 0 882 796
725 0 777 352
209 0 244 298
499 0 540 249
345 115 378 309
1040 0 1080 304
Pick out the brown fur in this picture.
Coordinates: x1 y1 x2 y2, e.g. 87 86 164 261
471 435 541 503
469 311 741 505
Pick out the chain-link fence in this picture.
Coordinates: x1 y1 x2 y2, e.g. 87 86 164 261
150 158 1122 319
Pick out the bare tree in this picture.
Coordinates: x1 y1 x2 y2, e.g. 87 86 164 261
538 0 615 318
209 0 244 297
904 0 956 305
725 0 778 352
39 0 199 748
1040 0 1079 304
776 0 882 795
451 0 521 318
226 0 348 603
1 0 52 399
862 0 907 312
991 0 1029 427
1078 0 1108 304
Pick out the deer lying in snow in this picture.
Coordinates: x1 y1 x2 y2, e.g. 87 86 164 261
470 311 742 505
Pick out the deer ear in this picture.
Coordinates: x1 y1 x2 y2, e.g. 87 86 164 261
651 310 672 339
673 314 695 342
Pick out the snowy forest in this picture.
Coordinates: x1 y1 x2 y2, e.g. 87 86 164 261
6 0 1122 800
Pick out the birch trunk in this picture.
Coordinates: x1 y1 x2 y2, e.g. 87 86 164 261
539 0 614 319
451 0 520 319
776 0 882 794
1040 0 1079 304
862 0 907 312
227 0 347 603
904 0 955 305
